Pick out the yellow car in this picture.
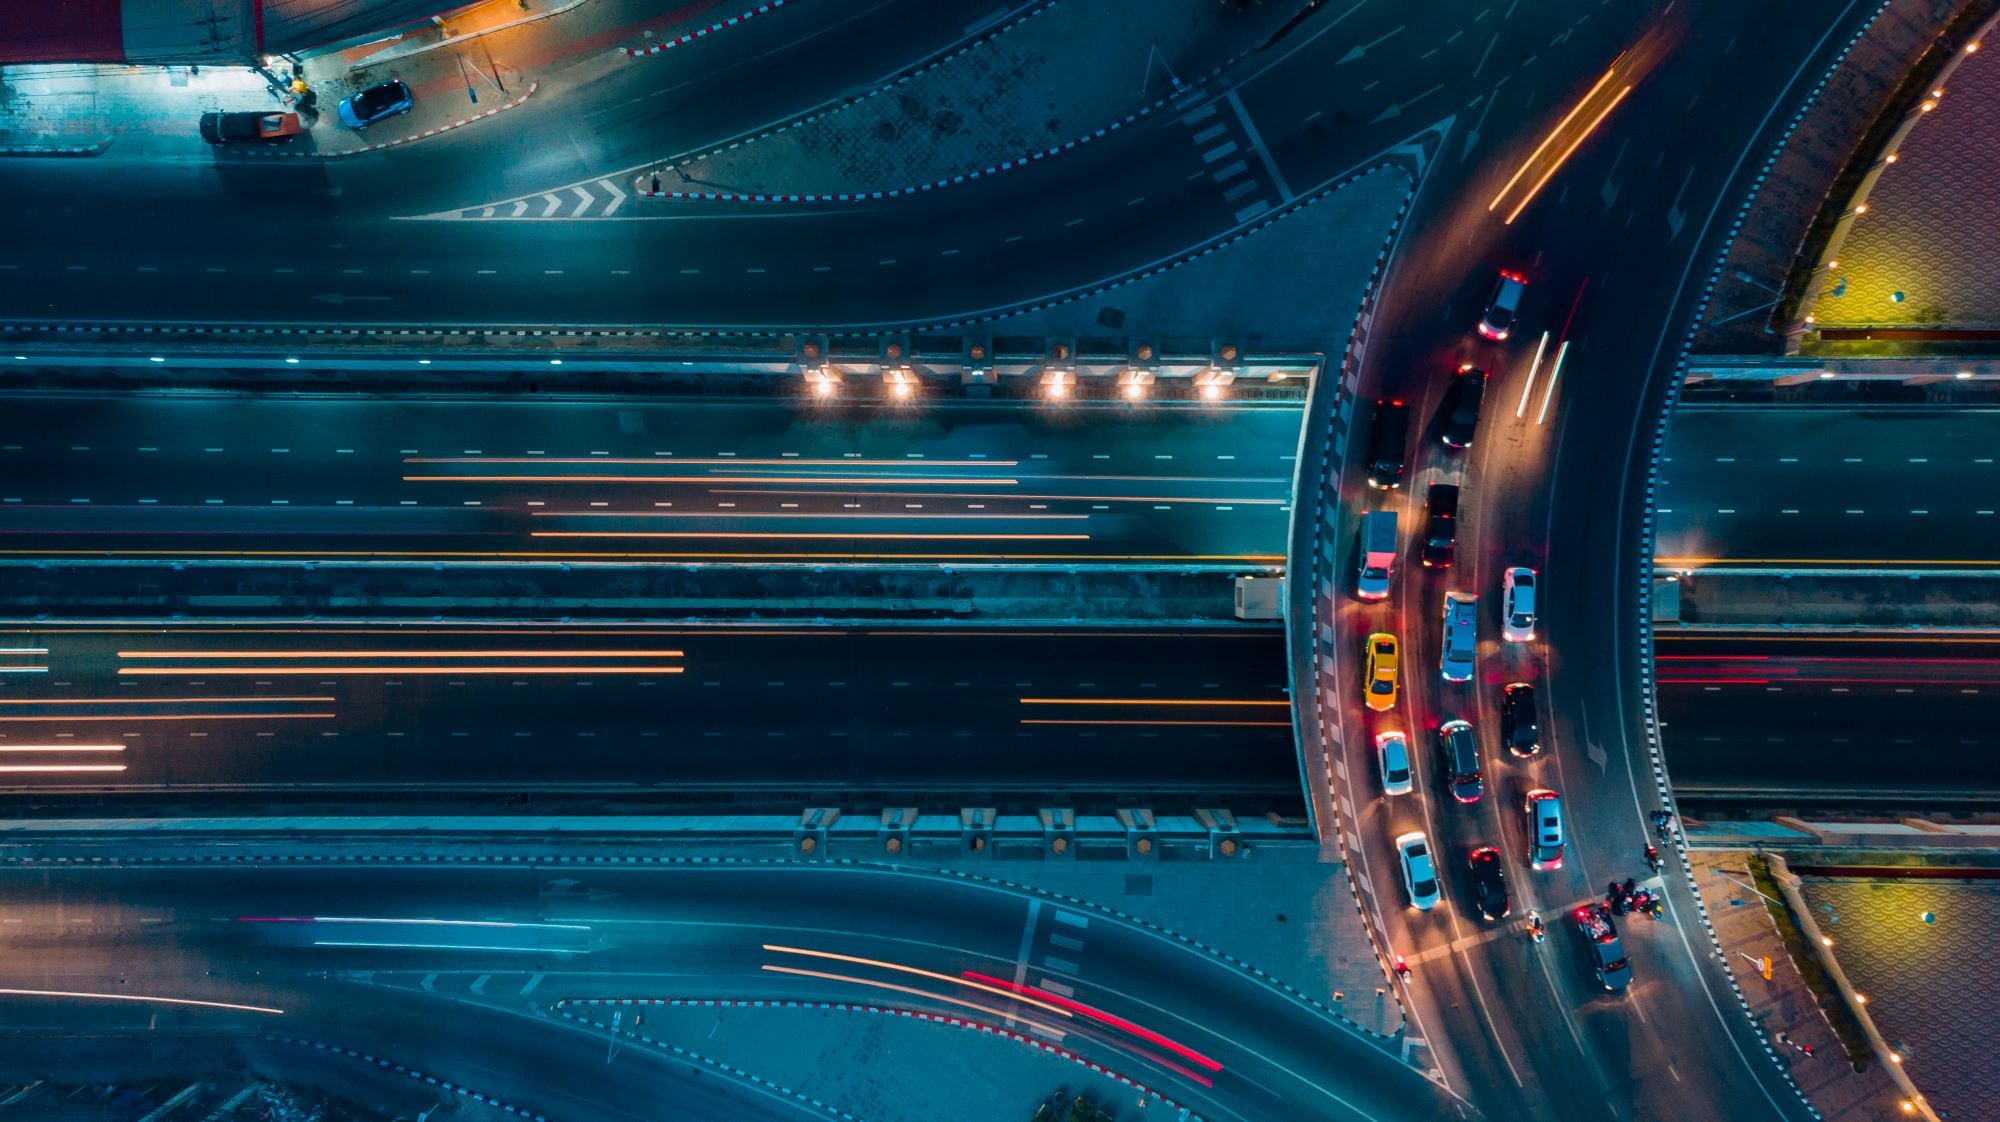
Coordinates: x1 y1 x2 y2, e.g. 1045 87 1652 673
1365 632 1400 711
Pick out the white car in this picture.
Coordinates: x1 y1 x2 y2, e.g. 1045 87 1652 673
1375 729 1413 796
1396 830 1441 911
1502 566 1538 643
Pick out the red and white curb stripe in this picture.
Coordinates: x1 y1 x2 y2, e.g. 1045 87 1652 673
558 997 1205 1120
0 141 111 157
264 1035 548 1121
624 0 787 57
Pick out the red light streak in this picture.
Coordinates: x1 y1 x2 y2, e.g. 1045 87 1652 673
961 970 1223 1073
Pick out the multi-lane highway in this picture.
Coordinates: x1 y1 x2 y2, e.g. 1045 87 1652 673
0 393 1297 565
0 624 1296 811
1308 0 1877 1118
0 860 1465 1122
1659 632 2000 800
1657 406 2000 566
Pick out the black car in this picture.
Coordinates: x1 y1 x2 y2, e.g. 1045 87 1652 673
1437 718 1482 803
1421 483 1459 568
1365 399 1410 489
1469 845 1510 921
1501 682 1540 758
1441 364 1488 449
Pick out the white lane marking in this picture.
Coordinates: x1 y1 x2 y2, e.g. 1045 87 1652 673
1007 897 1041 1029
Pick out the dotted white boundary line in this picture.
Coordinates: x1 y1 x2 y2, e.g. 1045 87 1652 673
231 83 539 160
623 0 789 56
559 997 1203 1120
264 1033 549 1120
1637 4 1901 1118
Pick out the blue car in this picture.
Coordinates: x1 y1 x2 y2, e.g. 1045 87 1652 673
337 80 414 129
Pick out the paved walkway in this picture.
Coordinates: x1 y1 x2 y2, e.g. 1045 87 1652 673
649 0 1303 198
1688 850 1909 1122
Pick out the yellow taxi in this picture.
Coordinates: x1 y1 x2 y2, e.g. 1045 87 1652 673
1364 632 1400 711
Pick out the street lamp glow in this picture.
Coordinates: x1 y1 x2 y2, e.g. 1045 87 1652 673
1200 382 1222 401
813 378 835 397
1123 380 1146 401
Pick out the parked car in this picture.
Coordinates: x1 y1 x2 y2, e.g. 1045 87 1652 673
338 80 414 129
1501 681 1540 758
1365 633 1401 712
1478 270 1528 341
1503 566 1538 642
1469 845 1511 921
199 110 305 145
1397 831 1441 911
1376 729 1413 796
1441 364 1488 449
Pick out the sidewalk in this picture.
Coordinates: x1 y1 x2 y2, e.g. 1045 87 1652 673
1688 850 1910 1122
0 0 734 160
642 0 1309 200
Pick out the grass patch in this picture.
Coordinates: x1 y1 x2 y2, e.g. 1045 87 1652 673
1747 854 1875 1069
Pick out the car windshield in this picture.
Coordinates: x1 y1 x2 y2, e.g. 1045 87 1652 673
1414 877 1437 897
358 84 403 115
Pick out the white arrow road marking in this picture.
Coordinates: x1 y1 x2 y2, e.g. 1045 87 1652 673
540 193 562 217
510 200 528 217
602 178 627 216
572 185 595 216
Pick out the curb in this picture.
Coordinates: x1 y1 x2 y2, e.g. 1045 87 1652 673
263 1034 548 1121
235 83 538 160
1636 4 1903 1119
558 997 1204 1121
623 0 788 56
557 1004 863 1122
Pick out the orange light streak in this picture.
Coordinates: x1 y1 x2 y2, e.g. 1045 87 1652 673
1019 697 1289 707
759 965 1066 1039
762 944 1074 1019
0 696 335 704
0 713 334 722
1505 85 1633 224
0 764 128 773
0 745 125 752
0 987 282 1014
1019 718 1291 728
1489 53 1626 211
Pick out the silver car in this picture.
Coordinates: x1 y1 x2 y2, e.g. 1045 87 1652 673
1397 830 1441 911
1441 591 1477 682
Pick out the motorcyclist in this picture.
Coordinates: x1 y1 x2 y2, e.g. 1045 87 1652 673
1645 844 1663 872
1393 954 1411 980
1527 912 1545 942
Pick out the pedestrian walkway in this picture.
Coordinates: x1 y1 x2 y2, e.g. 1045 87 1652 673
624 0 1303 203
0 0 734 160
1687 850 1910 1122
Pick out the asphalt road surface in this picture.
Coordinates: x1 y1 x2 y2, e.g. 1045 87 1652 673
0 394 1298 565
1658 632 2000 798
0 623 1298 812
1657 406 2000 567
0 0 1490 327
0 861 1464 1122
1307 0 1876 1118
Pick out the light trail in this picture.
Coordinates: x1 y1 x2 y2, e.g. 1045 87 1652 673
1516 332 1550 419
961 970 1224 1073
0 648 48 654
405 457 1021 467
119 667 682 676
406 475 1022 486
242 916 591 930
0 713 335 722
529 511 1090 520
1536 340 1570 425
118 650 684 659
312 941 584 953
761 944 1074 1019
1489 53 1627 212
1019 697 1289 707
0 988 282 1015
1505 86 1633 225
0 667 48 674
708 488 1286 505
1021 718 1292 728
1655 558 2000 568
0 764 127 773
0 548 1281 562
759 965 1067 1039
0 745 125 752
530 531 1091 542
0 696 336 704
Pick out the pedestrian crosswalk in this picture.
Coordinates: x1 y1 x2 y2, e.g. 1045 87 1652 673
1179 91 1295 226
418 175 631 221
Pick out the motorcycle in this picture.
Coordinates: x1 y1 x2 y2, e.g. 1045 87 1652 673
1645 845 1664 874
1527 912 1546 944
1393 954 1412 981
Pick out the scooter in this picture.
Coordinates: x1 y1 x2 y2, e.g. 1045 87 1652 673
1527 912 1546 944
1393 954 1412 981
1645 845 1664 874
